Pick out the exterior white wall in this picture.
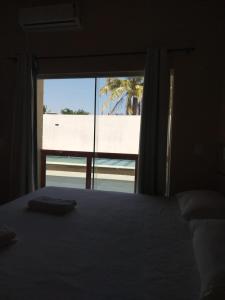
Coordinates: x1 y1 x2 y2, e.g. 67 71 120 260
43 115 141 154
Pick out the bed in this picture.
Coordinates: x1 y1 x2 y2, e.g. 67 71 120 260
0 187 199 300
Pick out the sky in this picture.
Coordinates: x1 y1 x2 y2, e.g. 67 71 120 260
44 78 110 115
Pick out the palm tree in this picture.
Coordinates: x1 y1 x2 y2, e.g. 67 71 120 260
99 77 144 115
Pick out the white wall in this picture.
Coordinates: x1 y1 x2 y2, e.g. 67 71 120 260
43 115 141 154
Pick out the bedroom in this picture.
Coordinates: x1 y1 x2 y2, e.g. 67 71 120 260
0 0 224 299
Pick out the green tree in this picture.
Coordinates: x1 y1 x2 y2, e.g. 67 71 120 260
99 77 144 115
43 105 51 114
74 109 89 115
60 108 75 115
61 108 90 115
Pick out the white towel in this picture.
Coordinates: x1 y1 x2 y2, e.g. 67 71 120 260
27 197 77 215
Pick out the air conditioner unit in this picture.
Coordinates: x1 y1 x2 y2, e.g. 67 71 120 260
19 2 81 32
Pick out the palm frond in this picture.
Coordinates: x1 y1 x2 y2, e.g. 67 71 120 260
110 93 127 115
99 77 144 115
100 97 113 113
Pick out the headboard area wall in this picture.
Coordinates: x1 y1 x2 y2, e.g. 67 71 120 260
217 79 225 194
217 143 225 194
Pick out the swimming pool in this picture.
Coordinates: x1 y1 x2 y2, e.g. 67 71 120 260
46 155 136 169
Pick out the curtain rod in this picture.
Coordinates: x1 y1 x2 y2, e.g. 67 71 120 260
5 48 195 61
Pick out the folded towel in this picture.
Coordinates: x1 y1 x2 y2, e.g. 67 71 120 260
0 225 17 247
27 197 77 215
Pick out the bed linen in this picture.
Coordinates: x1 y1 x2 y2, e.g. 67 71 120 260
0 187 199 300
176 190 225 220
190 219 225 299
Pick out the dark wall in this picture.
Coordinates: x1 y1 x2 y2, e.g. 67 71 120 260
0 0 224 199
0 61 16 201
217 77 225 193
219 83 225 142
2 1 223 58
170 46 224 193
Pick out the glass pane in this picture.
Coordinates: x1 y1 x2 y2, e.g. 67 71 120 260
92 158 136 193
42 78 95 189
92 76 143 193
46 155 86 189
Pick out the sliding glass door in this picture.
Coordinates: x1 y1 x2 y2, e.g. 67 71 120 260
40 75 143 193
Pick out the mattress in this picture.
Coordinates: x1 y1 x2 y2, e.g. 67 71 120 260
0 187 199 300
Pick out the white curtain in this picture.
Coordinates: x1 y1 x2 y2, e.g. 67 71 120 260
138 49 169 195
10 54 38 199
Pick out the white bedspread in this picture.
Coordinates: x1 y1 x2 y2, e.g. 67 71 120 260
0 187 199 300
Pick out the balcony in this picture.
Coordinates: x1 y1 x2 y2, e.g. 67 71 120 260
41 149 138 193
39 76 143 194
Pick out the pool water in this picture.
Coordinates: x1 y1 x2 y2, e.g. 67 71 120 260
46 155 136 193
47 155 135 169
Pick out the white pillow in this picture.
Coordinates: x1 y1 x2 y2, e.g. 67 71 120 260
190 219 225 299
176 190 225 220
